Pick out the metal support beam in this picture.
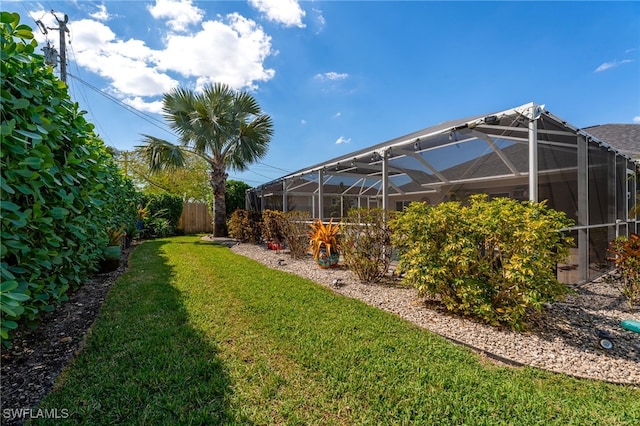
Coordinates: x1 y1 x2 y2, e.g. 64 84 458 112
577 134 589 282
381 150 389 211
528 106 538 202
282 179 288 212
318 168 324 220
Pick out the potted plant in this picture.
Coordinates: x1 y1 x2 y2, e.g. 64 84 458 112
308 218 341 268
100 225 125 273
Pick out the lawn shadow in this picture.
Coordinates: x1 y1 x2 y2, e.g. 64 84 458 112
32 239 248 425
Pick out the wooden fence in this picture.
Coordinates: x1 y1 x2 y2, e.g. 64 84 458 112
177 202 213 234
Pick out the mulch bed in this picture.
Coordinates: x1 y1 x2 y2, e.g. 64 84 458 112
0 244 135 426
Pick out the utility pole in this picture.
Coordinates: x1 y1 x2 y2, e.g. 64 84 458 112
47 11 69 83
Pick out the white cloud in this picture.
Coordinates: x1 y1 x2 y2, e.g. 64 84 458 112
315 72 349 81
158 13 275 91
90 4 110 21
335 136 351 144
633 116 640 123
312 8 325 33
123 97 164 114
148 0 204 33
249 0 305 28
33 4 276 112
333 112 341 118
301 119 307 125
594 59 633 72
69 19 178 97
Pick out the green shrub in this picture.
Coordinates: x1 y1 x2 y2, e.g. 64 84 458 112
228 209 262 244
262 210 286 247
140 193 183 230
341 208 396 283
607 233 640 309
392 195 574 329
281 211 311 259
0 12 138 345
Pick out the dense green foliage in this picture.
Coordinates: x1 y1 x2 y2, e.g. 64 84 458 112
0 12 138 344
341 208 396 283
139 193 183 237
227 209 262 243
118 150 211 203
36 237 640 425
226 179 251 216
392 195 574 329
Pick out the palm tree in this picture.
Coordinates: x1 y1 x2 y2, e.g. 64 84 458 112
137 83 274 236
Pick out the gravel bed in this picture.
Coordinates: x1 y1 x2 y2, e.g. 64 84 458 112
220 238 640 386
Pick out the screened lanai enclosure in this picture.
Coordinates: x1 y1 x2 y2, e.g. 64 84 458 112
247 102 640 284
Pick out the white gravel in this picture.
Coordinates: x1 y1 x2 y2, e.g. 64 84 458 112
213 238 639 386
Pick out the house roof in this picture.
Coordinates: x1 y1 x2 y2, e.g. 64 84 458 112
583 124 640 159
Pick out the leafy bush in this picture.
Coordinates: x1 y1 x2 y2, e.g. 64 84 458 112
0 12 138 345
226 180 251 216
140 193 183 230
281 211 311 259
228 209 262 243
392 195 574 329
262 210 286 247
607 233 640 309
341 208 396 283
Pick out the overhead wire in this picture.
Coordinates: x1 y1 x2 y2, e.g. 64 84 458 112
15 3 290 189
67 72 176 139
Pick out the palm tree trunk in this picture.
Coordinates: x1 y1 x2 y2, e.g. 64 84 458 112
209 164 228 237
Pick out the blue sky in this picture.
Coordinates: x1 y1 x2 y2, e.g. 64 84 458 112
9 0 640 186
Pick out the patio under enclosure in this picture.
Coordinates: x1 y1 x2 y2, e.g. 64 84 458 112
247 102 640 284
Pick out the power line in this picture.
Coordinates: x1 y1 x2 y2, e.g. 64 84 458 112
256 161 292 173
67 73 176 139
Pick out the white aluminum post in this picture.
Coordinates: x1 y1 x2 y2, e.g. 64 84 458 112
577 134 588 282
381 150 389 211
528 105 538 202
282 179 288 212
318 169 324 220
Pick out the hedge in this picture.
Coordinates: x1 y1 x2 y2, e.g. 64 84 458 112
0 12 138 345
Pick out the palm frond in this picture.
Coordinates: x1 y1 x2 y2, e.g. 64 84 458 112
136 135 187 173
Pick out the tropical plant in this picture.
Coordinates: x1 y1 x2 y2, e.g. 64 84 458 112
341 208 396 283
137 83 274 236
107 225 126 247
140 193 183 231
607 233 640 309
308 219 341 262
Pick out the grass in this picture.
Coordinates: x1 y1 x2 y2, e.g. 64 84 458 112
34 236 639 425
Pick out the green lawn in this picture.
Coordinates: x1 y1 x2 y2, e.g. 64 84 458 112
34 236 639 425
